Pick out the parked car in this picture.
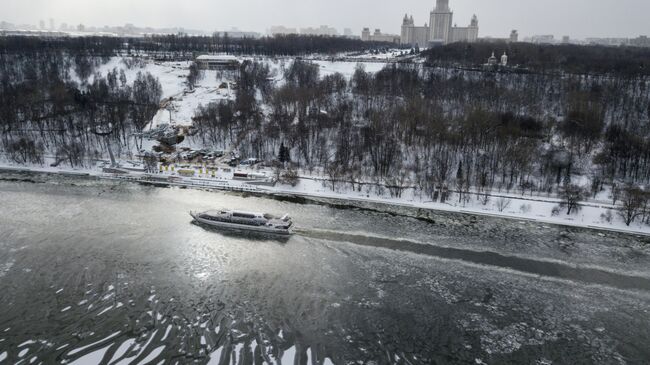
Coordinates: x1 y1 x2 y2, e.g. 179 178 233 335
239 158 260 166
200 149 224 160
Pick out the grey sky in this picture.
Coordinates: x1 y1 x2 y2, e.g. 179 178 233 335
3 0 649 39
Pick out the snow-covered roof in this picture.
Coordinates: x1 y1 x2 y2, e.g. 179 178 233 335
196 55 238 61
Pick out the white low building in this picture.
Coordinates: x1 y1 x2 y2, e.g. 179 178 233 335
195 55 240 71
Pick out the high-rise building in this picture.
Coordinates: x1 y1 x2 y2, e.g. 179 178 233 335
531 35 555 44
509 30 519 43
399 0 478 47
400 15 429 48
269 26 298 35
630 36 650 47
361 28 400 43
300 25 338 36
449 14 478 43
361 28 371 41
429 0 453 44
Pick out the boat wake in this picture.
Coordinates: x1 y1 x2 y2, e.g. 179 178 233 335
294 228 650 292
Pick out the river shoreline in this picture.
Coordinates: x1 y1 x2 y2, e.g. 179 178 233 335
2 165 650 239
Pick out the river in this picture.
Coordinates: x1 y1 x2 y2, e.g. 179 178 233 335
0 172 649 364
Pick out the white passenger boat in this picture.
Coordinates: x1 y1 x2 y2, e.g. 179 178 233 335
190 209 294 235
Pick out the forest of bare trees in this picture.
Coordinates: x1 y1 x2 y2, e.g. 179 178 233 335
0 50 162 167
2 36 650 225
424 42 650 76
210 59 650 187
192 52 650 225
0 34 392 58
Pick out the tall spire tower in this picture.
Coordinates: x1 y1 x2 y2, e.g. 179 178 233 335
430 0 453 44
435 0 450 12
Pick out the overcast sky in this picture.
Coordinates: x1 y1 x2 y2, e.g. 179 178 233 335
3 0 649 39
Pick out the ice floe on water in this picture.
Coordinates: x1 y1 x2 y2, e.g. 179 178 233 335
18 340 36 347
281 345 296 365
68 343 112 365
111 330 158 365
2 181 650 364
231 342 244 363
107 338 136 363
206 346 222 365
67 331 121 357
195 272 210 280
97 306 114 316
139 345 165 364
161 325 172 341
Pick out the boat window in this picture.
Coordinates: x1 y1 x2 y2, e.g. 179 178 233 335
232 213 256 219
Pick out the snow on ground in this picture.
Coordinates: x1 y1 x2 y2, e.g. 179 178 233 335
343 49 409 60
150 70 235 129
89 57 391 135
91 58 189 100
2 158 650 236
5 56 649 236
257 169 650 236
312 60 387 79
125 57 390 153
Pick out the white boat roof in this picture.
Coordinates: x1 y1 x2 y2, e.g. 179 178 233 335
204 209 263 216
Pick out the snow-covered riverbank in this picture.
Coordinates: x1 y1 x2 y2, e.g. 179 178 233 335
2 161 649 237
3 56 650 237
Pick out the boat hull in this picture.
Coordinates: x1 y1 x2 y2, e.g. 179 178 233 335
190 212 293 236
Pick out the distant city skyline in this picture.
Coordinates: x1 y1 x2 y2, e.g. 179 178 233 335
2 0 649 40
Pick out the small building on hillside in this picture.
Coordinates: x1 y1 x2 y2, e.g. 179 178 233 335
487 52 498 66
195 55 240 71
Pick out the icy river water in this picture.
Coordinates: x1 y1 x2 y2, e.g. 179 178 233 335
1 172 650 364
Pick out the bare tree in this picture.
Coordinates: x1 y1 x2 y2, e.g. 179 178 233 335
187 62 202 90
6 138 44 165
618 184 648 226
280 168 300 187
496 197 511 212
143 152 159 173
560 184 586 215
386 175 410 198
325 162 343 192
